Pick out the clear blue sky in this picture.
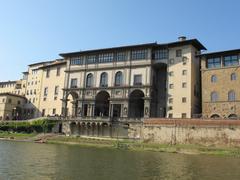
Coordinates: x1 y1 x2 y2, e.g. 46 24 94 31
0 0 239 81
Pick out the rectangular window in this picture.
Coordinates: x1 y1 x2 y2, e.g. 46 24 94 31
169 59 174 64
182 82 187 88
133 74 142 85
207 57 221 68
52 108 56 115
176 49 182 57
70 56 84 65
169 84 174 89
56 67 61 76
182 70 187 75
169 98 173 104
224 55 239 67
182 56 187 65
181 113 187 118
70 79 77 88
131 49 148 60
116 52 127 61
99 53 114 63
154 49 168 60
44 87 48 96
42 109 45 117
182 97 187 103
169 71 174 76
54 86 59 95
46 69 50 78
86 55 97 64
168 113 173 118
32 69 38 75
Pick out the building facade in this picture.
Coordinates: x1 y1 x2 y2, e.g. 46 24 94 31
23 60 66 119
0 80 26 96
2 37 240 121
39 60 66 116
60 37 206 119
0 93 26 120
200 49 240 119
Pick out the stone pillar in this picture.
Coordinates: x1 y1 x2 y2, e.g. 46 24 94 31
71 102 76 117
77 101 83 117
62 122 71 135
122 101 128 118
144 99 150 118
109 102 113 118
92 104 95 117
87 104 91 117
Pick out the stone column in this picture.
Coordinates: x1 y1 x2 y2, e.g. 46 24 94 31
122 102 128 118
144 99 150 118
87 104 91 117
91 104 95 117
109 102 113 118
77 101 83 117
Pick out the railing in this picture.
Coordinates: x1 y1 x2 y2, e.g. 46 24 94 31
47 116 144 123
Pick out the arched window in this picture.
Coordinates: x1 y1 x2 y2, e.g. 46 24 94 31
228 90 236 101
86 73 93 87
231 73 236 81
115 71 123 86
100 72 108 87
211 75 217 83
211 91 218 102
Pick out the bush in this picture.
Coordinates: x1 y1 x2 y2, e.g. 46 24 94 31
0 119 57 133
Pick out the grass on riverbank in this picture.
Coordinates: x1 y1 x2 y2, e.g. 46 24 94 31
46 135 240 157
0 131 37 140
1 132 240 157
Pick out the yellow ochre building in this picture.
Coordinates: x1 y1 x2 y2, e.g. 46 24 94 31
0 37 239 120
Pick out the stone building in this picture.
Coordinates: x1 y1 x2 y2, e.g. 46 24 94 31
0 93 26 120
39 60 66 116
23 59 66 119
200 49 240 119
60 37 206 120
0 80 26 96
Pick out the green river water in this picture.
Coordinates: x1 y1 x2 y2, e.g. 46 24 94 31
0 141 240 180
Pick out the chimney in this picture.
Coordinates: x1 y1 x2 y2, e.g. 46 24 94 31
178 36 187 41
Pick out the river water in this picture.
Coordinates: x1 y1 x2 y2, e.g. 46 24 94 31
0 141 240 180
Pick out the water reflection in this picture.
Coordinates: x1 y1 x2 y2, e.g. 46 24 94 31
0 141 240 180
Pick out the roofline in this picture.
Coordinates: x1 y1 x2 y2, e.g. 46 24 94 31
28 60 54 67
0 93 26 99
197 48 240 57
0 81 17 84
59 39 206 57
59 43 157 57
39 61 66 69
162 39 206 50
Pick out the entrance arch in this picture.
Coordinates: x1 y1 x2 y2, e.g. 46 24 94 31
129 90 144 118
228 114 238 119
210 114 220 119
94 91 110 117
66 92 79 117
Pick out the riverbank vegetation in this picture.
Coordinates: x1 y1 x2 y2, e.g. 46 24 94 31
0 119 57 133
1 128 240 157
46 135 240 157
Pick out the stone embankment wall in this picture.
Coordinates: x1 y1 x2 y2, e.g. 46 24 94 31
62 118 240 146
133 118 240 146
